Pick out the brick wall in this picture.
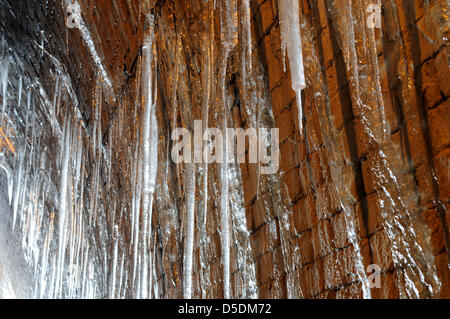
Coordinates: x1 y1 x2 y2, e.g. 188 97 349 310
16 0 447 298
250 0 449 298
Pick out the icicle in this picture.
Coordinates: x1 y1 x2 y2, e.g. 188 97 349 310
241 0 252 89
278 0 306 134
219 0 238 299
196 0 216 299
139 14 158 299
131 54 143 287
55 115 71 298
1 57 9 119
228 160 258 298
110 225 119 298
220 156 231 299
183 163 196 299
12 145 24 230
201 1 214 228
0 154 13 206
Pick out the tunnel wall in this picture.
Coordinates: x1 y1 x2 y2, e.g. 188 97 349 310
0 0 448 298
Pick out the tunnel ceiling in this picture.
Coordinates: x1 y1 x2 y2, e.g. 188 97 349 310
0 0 448 299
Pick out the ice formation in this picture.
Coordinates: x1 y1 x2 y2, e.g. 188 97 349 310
0 0 446 300
278 0 306 134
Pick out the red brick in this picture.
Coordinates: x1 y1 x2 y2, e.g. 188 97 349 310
354 201 368 239
435 50 450 97
422 209 447 255
366 192 384 235
297 230 314 265
293 195 318 233
428 100 450 154
280 138 303 173
421 59 444 109
299 259 325 297
415 161 436 206
434 148 450 201
252 192 275 229
263 27 285 90
299 163 313 195
259 277 287 298
251 219 280 258
435 252 450 298
405 112 428 168
284 166 303 202
256 247 285 284
332 211 350 249
276 107 296 143
304 106 325 149
330 88 353 131
311 219 334 259
271 74 296 118
257 0 275 35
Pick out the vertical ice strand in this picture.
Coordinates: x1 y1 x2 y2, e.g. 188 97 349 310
131 54 143 295
55 115 71 298
278 0 306 135
183 0 216 300
201 0 214 229
183 163 196 299
1 57 9 120
238 0 259 298
195 0 216 298
62 0 113 93
140 14 159 299
219 0 238 299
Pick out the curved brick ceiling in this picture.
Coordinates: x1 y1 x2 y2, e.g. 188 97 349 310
0 0 448 299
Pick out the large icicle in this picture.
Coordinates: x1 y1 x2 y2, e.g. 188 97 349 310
140 15 159 299
201 1 214 229
55 116 71 298
278 0 306 134
219 0 238 299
